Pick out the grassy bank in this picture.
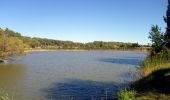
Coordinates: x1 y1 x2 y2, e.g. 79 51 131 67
117 54 170 100
133 63 170 100
117 65 170 100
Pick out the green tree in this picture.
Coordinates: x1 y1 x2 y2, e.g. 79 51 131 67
149 25 164 54
9 37 26 53
164 0 170 48
29 39 41 48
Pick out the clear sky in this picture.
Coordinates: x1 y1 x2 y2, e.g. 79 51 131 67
0 0 168 44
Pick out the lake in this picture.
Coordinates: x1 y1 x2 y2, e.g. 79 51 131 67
0 50 146 100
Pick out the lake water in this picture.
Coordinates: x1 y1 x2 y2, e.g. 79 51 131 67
0 50 146 100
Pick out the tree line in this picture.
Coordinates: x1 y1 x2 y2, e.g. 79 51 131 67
0 27 146 57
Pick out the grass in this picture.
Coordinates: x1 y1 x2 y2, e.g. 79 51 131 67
133 66 170 99
1 94 12 100
117 88 136 100
135 91 170 100
117 50 170 100
141 52 170 76
0 90 13 100
117 65 170 100
142 61 170 76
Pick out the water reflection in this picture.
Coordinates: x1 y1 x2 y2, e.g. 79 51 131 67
42 79 126 100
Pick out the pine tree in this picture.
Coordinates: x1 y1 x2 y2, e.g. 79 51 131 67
165 0 170 48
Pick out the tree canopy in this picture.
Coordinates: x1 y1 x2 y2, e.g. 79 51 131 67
0 27 145 57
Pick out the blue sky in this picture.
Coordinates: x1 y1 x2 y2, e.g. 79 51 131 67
0 0 168 44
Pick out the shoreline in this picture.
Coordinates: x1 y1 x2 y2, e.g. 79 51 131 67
24 49 88 53
25 48 149 53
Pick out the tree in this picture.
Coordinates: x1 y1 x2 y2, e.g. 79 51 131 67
164 0 170 48
0 28 4 57
149 25 164 54
7 37 26 54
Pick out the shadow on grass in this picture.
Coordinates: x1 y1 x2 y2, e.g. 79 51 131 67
132 68 170 94
41 79 126 100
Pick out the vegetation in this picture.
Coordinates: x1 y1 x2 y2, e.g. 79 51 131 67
141 25 170 75
117 88 136 100
0 27 147 58
117 1 170 99
164 0 170 48
1 93 12 100
0 28 26 58
0 90 13 100
132 67 170 100
140 0 170 75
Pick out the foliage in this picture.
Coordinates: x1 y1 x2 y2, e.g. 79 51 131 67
117 88 136 100
0 28 27 57
117 2 170 100
143 25 170 75
164 0 170 48
148 25 165 55
0 27 145 58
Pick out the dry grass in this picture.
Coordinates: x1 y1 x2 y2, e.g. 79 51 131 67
142 63 170 76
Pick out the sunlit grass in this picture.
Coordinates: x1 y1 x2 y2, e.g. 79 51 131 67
141 51 170 76
0 90 13 100
1 93 12 100
117 88 136 100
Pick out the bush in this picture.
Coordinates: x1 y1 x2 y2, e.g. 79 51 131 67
141 48 170 75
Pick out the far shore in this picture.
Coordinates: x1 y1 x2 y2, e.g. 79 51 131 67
25 48 149 53
0 48 148 62
25 49 88 53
